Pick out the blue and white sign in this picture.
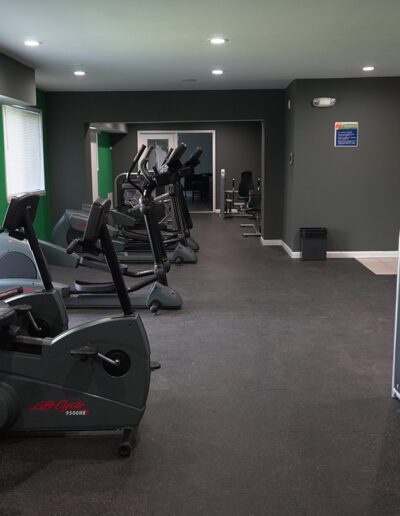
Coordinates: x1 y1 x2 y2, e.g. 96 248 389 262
334 122 359 147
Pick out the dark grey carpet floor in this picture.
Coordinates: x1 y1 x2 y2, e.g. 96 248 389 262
1 214 400 516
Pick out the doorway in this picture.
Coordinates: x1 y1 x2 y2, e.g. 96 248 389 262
137 132 178 170
89 129 113 202
137 130 215 212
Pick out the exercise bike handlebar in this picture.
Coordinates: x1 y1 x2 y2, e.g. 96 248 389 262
66 238 81 255
0 286 24 301
66 235 102 257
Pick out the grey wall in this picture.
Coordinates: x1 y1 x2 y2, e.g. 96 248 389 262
283 81 296 245
284 77 400 251
45 90 285 240
0 53 36 105
110 121 262 209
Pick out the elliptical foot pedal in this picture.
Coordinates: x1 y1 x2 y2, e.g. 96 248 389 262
150 361 161 371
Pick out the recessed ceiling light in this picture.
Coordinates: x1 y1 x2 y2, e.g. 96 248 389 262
24 40 41 47
212 69 224 75
74 70 86 76
362 66 375 71
209 37 228 45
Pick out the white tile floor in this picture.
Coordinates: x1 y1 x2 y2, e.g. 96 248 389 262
357 257 398 275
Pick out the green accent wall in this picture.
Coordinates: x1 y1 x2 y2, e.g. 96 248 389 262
0 89 51 240
0 109 7 224
97 132 113 198
34 90 51 240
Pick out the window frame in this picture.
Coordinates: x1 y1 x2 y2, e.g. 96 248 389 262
2 104 46 200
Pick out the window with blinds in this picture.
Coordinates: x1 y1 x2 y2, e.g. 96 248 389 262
2 105 45 199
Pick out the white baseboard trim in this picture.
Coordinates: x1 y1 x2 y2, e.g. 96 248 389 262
327 250 398 258
281 241 301 258
260 239 398 259
260 238 282 246
215 208 240 214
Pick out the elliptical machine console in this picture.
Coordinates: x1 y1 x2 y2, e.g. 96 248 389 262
0 193 159 457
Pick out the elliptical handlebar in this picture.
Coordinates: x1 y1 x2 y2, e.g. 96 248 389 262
184 147 203 167
127 144 146 184
139 145 154 183
165 143 187 168
142 144 154 162
162 147 174 166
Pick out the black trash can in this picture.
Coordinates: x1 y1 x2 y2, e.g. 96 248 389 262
299 227 327 260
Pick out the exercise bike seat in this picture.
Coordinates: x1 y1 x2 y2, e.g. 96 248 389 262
0 301 17 329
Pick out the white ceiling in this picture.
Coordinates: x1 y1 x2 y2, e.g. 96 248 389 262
0 0 399 91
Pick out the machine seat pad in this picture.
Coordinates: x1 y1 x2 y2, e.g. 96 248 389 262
0 301 17 328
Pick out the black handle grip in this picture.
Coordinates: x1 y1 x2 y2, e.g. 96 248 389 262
0 286 24 300
139 145 154 182
184 147 203 167
143 145 154 161
166 143 187 167
127 144 146 175
164 147 174 162
66 238 80 255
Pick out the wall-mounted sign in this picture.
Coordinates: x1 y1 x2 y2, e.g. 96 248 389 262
334 122 358 147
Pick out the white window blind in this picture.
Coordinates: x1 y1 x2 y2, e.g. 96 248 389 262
2 105 45 199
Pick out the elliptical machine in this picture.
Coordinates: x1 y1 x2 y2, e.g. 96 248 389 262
67 145 183 312
0 193 159 456
52 145 197 265
164 147 202 253
0 146 183 313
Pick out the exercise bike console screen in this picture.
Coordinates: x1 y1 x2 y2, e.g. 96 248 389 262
2 193 40 232
83 198 112 245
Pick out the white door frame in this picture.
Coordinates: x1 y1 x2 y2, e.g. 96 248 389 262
138 131 178 154
137 129 216 212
